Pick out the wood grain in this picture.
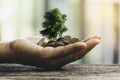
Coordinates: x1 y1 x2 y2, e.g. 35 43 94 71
0 64 120 80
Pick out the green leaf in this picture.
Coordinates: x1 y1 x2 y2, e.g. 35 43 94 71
40 8 68 40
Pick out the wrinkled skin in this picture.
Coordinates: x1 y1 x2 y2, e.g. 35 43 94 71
0 35 101 69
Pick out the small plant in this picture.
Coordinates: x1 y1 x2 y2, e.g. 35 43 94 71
39 8 80 47
40 8 68 40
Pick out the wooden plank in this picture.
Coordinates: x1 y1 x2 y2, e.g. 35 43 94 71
0 64 120 80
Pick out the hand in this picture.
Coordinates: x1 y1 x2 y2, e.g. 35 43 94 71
0 35 101 69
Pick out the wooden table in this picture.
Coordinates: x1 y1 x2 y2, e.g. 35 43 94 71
0 64 120 80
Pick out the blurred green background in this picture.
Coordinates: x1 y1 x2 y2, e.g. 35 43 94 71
0 0 120 64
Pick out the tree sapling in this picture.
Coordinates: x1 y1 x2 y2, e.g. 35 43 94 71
40 8 68 40
40 8 80 47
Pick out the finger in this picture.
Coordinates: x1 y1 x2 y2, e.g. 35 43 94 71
64 42 87 54
56 38 100 67
54 42 86 58
79 38 100 58
83 35 101 42
43 42 86 59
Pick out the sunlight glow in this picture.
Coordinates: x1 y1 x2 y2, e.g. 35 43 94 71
0 0 17 41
